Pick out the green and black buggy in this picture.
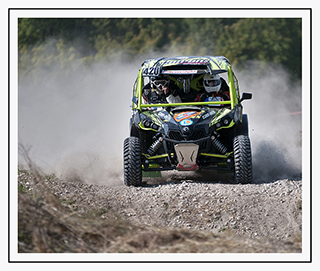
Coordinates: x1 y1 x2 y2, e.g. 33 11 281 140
124 56 252 186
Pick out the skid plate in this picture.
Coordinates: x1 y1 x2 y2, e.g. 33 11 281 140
174 143 199 170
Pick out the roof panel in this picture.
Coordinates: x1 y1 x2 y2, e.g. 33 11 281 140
141 56 231 76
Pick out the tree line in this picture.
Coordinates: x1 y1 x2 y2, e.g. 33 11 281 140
18 18 302 81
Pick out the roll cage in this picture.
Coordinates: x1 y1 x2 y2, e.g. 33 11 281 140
132 56 240 110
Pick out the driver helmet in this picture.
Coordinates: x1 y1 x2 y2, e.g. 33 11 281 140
203 73 221 93
151 75 170 94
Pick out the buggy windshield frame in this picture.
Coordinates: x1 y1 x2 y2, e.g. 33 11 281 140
132 56 240 110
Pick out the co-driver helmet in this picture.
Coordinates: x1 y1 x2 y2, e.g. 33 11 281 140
203 73 221 93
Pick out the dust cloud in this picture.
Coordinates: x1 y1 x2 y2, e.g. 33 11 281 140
18 44 302 185
18 46 142 185
237 61 302 182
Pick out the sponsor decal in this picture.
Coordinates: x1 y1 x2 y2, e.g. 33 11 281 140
205 96 223 102
162 70 198 74
157 111 171 121
202 110 216 120
163 59 208 65
180 119 193 126
174 111 200 122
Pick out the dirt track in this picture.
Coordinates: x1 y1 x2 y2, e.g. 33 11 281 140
18 167 302 253
52 171 302 240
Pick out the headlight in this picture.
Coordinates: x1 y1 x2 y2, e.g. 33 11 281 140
215 116 232 129
140 113 159 130
142 119 159 130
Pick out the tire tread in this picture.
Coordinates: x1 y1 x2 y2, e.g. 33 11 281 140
233 135 253 184
123 137 142 186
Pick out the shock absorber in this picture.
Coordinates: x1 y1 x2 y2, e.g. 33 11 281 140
211 133 227 154
147 137 163 156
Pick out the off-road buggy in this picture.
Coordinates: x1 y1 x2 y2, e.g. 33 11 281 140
124 56 252 186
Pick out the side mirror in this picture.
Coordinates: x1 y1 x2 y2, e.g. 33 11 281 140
239 92 252 103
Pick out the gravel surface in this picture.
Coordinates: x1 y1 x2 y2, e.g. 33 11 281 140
20 169 302 247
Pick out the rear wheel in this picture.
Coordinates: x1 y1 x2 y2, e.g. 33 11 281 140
123 137 142 186
233 135 253 184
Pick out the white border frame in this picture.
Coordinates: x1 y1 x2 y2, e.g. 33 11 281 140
8 8 311 264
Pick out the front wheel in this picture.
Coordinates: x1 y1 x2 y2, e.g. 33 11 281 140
233 135 253 184
123 137 142 186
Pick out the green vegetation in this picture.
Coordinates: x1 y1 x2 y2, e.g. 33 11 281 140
18 18 302 82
